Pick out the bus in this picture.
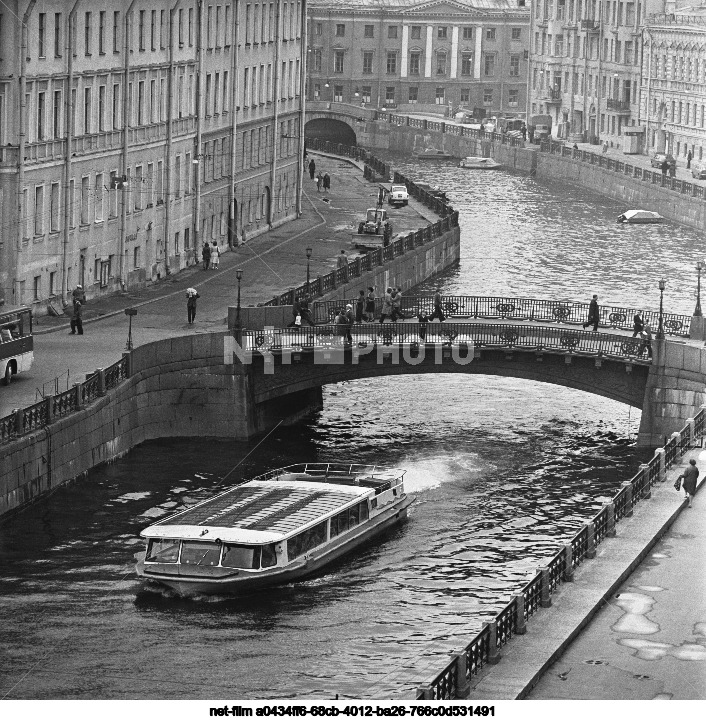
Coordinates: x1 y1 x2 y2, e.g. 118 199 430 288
0 307 33 385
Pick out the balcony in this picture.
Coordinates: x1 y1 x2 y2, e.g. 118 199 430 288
606 99 631 114
580 19 600 32
541 88 563 104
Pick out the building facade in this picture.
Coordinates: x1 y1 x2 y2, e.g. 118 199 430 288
307 0 530 118
0 1 305 311
527 0 666 146
642 6 706 162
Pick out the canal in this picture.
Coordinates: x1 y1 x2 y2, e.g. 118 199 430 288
1 159 702 700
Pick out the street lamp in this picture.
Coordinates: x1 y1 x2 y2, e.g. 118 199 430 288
124 307 137 350
306 247 312 294
235 269 243 338
695 260 704 317
657 278 666 339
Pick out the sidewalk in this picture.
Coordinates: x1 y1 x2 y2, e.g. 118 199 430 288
0 154 436 415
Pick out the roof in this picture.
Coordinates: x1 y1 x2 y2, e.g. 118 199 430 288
308 0 527 11
142 479 372 543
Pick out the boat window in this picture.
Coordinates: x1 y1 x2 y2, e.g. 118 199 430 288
145 538 180 563
222 544 261 569
330 510 349 538
287 520 327 561
261 543 277 568
180 540 222 567
359 500 370 522
348 504 360 527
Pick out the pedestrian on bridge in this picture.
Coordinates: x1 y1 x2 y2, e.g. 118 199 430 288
632 312 644 337
428 289 446 322
676 459 699 508
186 288 200 324
337 249 349 282
356 290 365 323
583 294 600 331
640 322 653 359
365 287 376 322
379 289 394 324
687 150 693 169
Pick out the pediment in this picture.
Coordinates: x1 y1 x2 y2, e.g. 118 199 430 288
406 0 485 15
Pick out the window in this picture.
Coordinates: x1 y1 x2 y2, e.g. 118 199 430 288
113 11 120 53
185 154 191 194
361 86 371 103
438 26 447 39
94 174 104 222
408 86 418 102
510 55 520 77
312 48 322 72
508 89 519 107
363 51 374 75
484 88 493 104
512 27 521 40
484 55 495 76
435 87 445 104
386 52 397 74
334 85 343 102
364 25 374 38
138 81 145 124
133 246 141 269
460 88 470 103
330 502 369 538
462 27 472 40
83 87 91 133
436 52 447 75
486 28 496 41
81 176 90 225
134 166 143 210
34 186 44 235
38 13 46 57
50 272 57 296
157 160 163 203
33 276 42 301
188 7 194 45
287 521 327 561
554 35 564 56
388 26 397 39
99 11 105 54
37 92 45 140
335 24 345 37
409 52 420 75
334 50 344 73
461 53 473 76
139 10 145 50
315 22 322 36
385 87 395 103
54 13 62 57
150 9 156 50
53 91 61 138
85 12 92 55
98 85 106 131
313 83 320 100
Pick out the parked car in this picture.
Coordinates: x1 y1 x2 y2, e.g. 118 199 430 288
387 184 409 207
651 152 675 168
691 161 706 180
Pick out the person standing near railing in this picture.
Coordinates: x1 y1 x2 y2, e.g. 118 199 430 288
379 288 394 324
632 311 644 337
365 287 376 322
428 289 446 322
676 459 698 508
337 249 349 283
582 294 600 331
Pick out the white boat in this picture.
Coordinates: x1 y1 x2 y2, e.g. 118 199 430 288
460 156 502 170
617 209 664 224
135 463 413 596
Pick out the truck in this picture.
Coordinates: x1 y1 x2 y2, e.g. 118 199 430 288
356 208 394 247
528 114 552 143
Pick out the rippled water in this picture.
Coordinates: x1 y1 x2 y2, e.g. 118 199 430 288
2 159 702 700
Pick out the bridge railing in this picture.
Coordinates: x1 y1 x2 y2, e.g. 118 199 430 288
240 322 654 362
414 406 706 699
310 295 690 338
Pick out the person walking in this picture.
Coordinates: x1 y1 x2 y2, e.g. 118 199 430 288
186 288 200 324
661 159 668 177
309 158 316 179
211 241 220 269
687 150 693 169
602 140 608 154
336 249 349 282
288 296 303 328
72 284 86 306
582 294 600 331
365 286 376 322
632 311 644 337
521 123 527 142
69 300 84 335
669 160 677 178
316 172 323 192
335 308 349 344
428 288 446 322
345 303 354 343
379 288 394 323
676 458 699 508
640 322 653 359
390 287 402 321
355 290 365 323
299 295 314 326
241 226 247 245
323 173 331 191
202 242 211 270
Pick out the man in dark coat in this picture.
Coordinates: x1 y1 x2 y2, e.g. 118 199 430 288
677 458 699 508
186 289 200 324
583 294 600 331
309 159 316 179
632 312 644 337
70 300 84 335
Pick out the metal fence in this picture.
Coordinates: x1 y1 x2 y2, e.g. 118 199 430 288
415 406 704 699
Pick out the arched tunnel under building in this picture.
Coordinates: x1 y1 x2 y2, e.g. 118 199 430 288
304 118 357 146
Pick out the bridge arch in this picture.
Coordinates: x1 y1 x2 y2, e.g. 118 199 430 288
305 117 357 146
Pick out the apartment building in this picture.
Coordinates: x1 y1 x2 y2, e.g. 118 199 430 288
0 1 305 311
307 0 530 117
642 4 706 162
528 0 666 146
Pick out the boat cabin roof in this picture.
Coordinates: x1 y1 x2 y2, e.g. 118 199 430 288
142 465 404 545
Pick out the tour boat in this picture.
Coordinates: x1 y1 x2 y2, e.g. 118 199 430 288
459 156 502 170
617 209 663 224
135 463 412 596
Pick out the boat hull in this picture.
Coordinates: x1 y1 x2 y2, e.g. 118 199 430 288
135 495 413 597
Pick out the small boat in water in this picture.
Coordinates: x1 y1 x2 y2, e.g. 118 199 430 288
135 463 412 596
617 209 664 224
415 150 454 161
460 156 502 170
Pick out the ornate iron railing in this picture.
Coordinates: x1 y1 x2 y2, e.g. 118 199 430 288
496 599 517 648
82 373 101 405
0 412 17 443
594 506 609 545
105 357 128 390
22 399 49 433
52 387 77 419
571 526 589 567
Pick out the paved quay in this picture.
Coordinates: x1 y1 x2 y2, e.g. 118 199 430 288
0 153 436 416
465 449 705 701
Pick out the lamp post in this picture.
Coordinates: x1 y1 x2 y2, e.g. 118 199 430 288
695 260 704 317
124 308 137 351
235 269 243 339
306 247 312 295
657 278 666 339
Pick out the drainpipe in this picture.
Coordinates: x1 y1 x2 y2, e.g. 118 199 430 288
596 0 603 143
17 0 37 303
164 0 184 275
61 1 80 307
193 0 204 255
295 0 308 217
120 1 139 292
583 14 588 137
268 1 282 226
643 29 652 154
526 0 534 123
228 0 240 246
